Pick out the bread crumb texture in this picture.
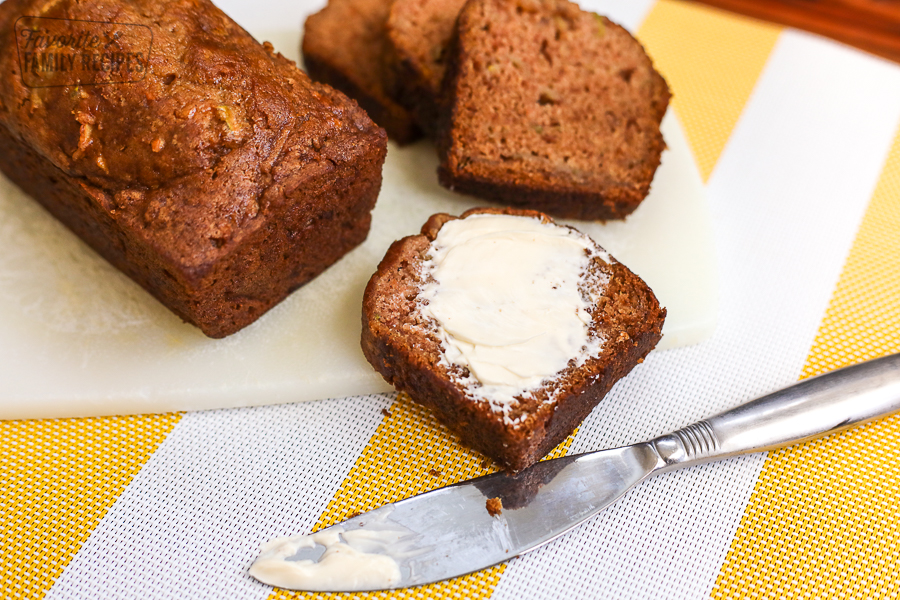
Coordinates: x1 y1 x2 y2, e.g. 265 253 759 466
486 497 503 517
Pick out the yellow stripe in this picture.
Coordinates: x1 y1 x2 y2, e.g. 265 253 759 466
269 393 573 600
0 414 181 599
638 0 782 181
712 125 900 596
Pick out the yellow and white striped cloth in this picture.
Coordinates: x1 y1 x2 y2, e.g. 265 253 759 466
3 0 900 597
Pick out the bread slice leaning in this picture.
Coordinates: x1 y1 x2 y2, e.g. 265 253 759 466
303 0 422 144
361 207 666 471
384 0 468 136
437 0 670 220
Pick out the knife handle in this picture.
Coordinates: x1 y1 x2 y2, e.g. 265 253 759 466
651 352 900 472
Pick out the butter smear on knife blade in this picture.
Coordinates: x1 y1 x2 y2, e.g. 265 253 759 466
249 527 402 591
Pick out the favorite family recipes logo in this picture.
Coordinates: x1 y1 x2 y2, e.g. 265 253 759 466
15 16 153 87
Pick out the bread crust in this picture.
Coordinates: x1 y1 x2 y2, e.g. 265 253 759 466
0 0 387 338
361 207 665 471
437 0 671 221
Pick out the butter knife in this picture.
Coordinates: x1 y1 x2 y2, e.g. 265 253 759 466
250 352 900 592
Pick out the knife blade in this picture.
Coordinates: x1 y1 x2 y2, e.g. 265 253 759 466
250 352 900 592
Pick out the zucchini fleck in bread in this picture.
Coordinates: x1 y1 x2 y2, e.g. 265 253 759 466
361 208 665 471
0 0 387 338
438 0 671 220
303 0 422 145
384 0 468 136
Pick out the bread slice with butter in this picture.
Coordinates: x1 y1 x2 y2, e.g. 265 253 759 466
361 208 665 471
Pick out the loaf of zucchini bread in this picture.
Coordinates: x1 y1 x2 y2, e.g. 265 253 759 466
0 0 387 338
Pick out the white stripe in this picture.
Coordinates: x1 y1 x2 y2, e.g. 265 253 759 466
46 395 392 600
491 29 900 600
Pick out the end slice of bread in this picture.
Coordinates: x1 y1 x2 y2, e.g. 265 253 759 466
437 0 670 220
303 0 422 145
384 0 468 136
361 207 665 471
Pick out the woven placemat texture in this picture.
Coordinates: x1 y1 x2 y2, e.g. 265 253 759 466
1 415 180 598
713 121 900 600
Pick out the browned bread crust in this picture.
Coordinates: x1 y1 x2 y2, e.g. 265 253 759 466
437 0 671 221
0 0 387 339
361 207 666 471
303 0 422 145
384 0 468 136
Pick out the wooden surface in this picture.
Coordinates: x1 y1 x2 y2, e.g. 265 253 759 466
690 0 900 64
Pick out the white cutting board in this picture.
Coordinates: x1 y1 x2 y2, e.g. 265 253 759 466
0 4 717 420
